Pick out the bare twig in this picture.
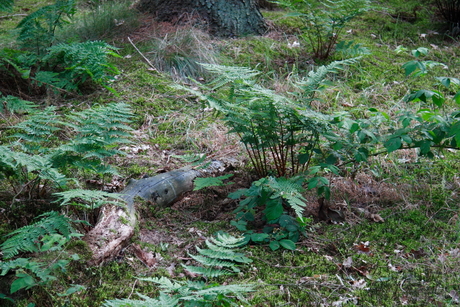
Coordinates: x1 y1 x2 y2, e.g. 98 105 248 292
0 14 27 19
127 37 159 72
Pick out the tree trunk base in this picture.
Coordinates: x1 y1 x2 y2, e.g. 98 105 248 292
136 0 267 37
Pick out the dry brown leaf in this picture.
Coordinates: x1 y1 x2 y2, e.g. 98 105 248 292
132 244 156 267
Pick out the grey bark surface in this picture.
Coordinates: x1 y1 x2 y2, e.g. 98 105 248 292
136 0 267 37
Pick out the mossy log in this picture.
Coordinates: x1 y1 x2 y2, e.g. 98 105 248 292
83 162 226 264
136 0 267 37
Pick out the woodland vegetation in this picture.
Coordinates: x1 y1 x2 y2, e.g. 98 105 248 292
0 0 459 306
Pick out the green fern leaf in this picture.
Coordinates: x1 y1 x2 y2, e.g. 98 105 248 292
197 245 251 264
0 0 14 12
138 276 183 291
43 41 120 91
211 232 248 248
0 95 36 114
187 254 241 271
54 189 124 210
181 264 232 277
16 0 76 54
265 176 307 218
193 174 233 191
11 106 62 153
53 102 133 175
0 211 74 259
297 57 361 101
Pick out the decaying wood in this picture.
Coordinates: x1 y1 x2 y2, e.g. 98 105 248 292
84 205 136 265
84 161 227 264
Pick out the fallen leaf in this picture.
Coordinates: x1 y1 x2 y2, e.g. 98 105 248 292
370 213 384 223
354 243 371 255
350 279 367 289
132 244 156 267
388 263 402 272
332 296 358 306
449 290 459 303
343 256 353 268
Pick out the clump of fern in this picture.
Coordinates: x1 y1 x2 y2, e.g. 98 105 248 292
15 0 76 55
103 233 254 307
0 0 121 97
178 63 342 178
182 232 252 277
1 102 133 200
0 211 84 295
41 41 121 93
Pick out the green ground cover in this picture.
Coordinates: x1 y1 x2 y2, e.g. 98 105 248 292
0 0 459 306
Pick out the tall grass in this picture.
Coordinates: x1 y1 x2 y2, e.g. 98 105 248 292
145 27 219 80
59 0 139 42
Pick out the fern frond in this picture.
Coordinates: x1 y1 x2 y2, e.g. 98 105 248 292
16 0 76 53
11 106 62 153
0 95 37 114
103 292 179 307
211 232 248 248
182 264 232 277
199 63 260 90
43 41 120 90
138 276 183 291
0 147 67 186
187 254 241 271
297 57 361 100
53 189 124 210
197 245 252 264
193 174 233 191
185 283 254 299
181 233 252 278
265 177 307 218
52 102 133 174
0 0 14 12
1 211 74 259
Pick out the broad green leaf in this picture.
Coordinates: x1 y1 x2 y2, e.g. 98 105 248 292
279 239 296 250
455 91 460 105
411 47 429 57
279 215 293 227
11 273 36 293
384 137 402 153
402 60 422 76
449 122 460 146
251 233 269 242
298 153 310 164
264 202 283 221
308 176 329 190
58 284 86 297
269 240 280 251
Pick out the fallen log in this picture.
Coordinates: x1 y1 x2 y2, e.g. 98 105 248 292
84 161 226 264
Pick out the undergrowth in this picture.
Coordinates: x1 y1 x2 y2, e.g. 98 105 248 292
1 0 460 306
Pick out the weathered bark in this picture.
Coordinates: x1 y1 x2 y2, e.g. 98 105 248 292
136 0 267 37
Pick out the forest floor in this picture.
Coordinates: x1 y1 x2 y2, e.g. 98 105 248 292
1 0 460 306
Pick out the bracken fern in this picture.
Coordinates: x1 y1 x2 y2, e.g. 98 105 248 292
104 233 253 307
0 211 75 259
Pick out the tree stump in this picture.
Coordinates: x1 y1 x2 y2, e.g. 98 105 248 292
136 0 267 37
